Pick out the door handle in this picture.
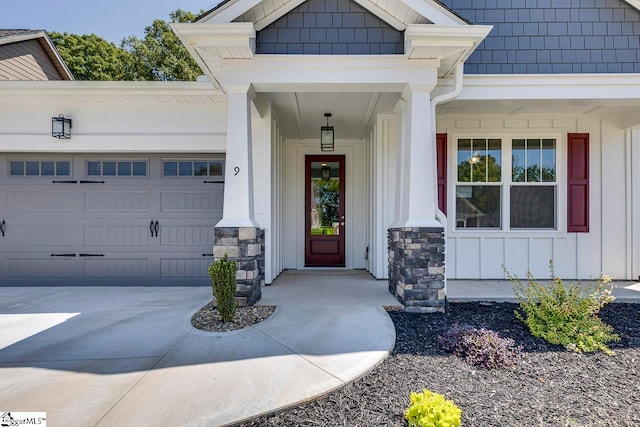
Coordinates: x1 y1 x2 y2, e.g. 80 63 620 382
79 253 105 257
50 253 76 257
154 220 159 238
0 219 5 237
150 220 155 237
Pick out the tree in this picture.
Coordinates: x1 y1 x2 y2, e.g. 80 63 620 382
49 32 141 81
50 9 202 81
121 9 202 81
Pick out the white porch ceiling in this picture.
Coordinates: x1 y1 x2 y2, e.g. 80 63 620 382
266 91 400 139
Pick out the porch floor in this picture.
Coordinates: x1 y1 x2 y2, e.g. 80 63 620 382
260 270 640 305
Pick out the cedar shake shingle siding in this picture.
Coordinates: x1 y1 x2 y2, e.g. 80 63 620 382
439 0 640 74
0 39 65 80
255 0 404 55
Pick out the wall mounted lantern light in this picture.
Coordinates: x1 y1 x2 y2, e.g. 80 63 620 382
52 114 72 139
321 112 334 152
321 163 331 181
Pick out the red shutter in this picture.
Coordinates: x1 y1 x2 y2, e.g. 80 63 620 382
567 133 589 232
436 133 447 215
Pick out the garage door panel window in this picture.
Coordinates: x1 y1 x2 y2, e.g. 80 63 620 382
10 160 71 177
455 137 558 231
87 160 148 177
163 160 224 179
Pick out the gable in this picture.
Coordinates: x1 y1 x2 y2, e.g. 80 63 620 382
0 39 65 80
439 0 640 74
255 0 404 54
199 0 468 29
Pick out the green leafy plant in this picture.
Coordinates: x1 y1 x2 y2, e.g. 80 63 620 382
504 262 619 355
439 324 523 369
208 254 237 323
405 389 461 427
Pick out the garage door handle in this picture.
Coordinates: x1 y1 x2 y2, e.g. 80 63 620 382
79 180 105 184
150 220 155 237
0 219 5 237
202 253 213 257
79 253 104 257
154 221 159 237
50 253 76 257
203 180 224 184
52 180 78 184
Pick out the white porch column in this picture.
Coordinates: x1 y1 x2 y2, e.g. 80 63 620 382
397 84 440 228
216 83 258 228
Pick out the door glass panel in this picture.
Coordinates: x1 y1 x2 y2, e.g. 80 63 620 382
103 161 116 176
309 161 340 236
26 161 39 175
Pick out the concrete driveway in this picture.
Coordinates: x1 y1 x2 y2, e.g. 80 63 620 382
0 282 396 426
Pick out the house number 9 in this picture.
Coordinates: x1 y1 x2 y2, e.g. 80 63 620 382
234 167 240 176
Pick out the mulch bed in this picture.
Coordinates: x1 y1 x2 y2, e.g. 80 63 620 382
240 302 640 426
191 302 275 332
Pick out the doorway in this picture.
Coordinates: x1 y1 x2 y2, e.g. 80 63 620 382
305 155 345 266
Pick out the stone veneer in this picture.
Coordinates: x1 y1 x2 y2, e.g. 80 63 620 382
213 227 265 307
388 227 446 313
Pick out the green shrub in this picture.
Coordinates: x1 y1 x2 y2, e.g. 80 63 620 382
208 254 237 323
405 389 461 427
504 263 619 355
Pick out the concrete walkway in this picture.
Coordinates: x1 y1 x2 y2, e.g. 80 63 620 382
1 272 638 426
0 275 397 427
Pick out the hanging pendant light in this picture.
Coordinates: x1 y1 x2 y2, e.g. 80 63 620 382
321 112 334 152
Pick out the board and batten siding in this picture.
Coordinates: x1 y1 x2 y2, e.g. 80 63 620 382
366 114 398 279
0 39 64 81
436 114 632 280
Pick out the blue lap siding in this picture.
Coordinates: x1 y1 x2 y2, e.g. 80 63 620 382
439 0 640 73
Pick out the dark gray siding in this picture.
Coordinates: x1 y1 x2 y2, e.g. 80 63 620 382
255 0 404 54
439 0 640 73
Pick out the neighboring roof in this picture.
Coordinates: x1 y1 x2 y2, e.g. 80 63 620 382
0 29 73 80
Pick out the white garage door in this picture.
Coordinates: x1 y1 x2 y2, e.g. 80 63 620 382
0 154 224 285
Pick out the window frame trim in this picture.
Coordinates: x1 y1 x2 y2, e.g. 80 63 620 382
448 132 566 236
85 158 150 178
8 158 73 178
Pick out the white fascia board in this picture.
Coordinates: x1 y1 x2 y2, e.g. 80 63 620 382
220 55 439 92
457 74 640 101
624 0 640 12
0 80 226 99
200 0 263 23
350 0 410 31
405 24 492 52
171 23 255 48
402 0 468 25
254 0 307 31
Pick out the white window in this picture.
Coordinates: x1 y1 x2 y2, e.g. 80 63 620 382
455 137 558 231
162 160 224 178
10 159 71 177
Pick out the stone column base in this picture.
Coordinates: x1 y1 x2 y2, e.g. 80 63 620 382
388 227 446 313
213 226 265 307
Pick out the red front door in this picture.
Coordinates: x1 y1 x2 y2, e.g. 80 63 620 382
305 155 345 267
